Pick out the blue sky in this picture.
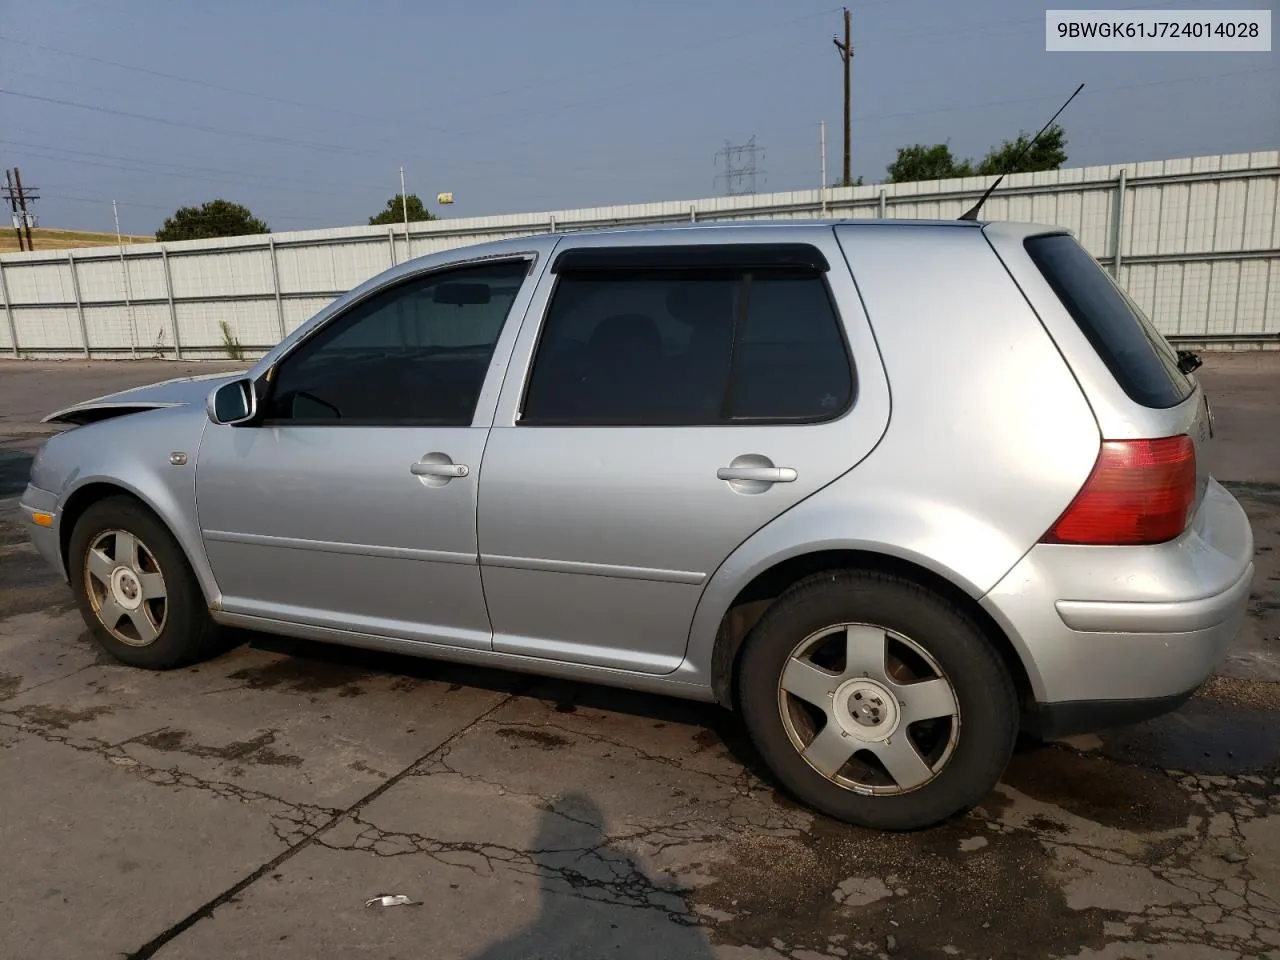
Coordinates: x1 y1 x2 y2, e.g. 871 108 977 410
0 0 1275 234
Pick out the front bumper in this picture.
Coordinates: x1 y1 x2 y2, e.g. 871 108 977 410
982 477 1254 736
19 483 65 580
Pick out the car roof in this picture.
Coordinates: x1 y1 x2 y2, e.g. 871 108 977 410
396 218 1069 278
553 218 987 240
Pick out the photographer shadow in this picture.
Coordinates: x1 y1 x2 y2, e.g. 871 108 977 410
470 792 714 960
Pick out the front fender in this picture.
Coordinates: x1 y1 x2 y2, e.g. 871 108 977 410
43 407 220 608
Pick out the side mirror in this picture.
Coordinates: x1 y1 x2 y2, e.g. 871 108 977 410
207 378 257 426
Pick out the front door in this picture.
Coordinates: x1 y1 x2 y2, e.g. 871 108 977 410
196 258 533 649
477 234 887 674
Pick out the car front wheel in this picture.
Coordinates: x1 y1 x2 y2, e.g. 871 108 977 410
69 496 220 670
736 570 1018 830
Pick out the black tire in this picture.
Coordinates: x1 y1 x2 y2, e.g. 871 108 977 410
69 495 221 670
736 570 1018 831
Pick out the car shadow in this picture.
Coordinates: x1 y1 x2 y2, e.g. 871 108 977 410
241 631 778 785
0 449 34 498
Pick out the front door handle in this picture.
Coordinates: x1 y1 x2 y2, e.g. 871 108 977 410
410 453 468 486
411 462 468 478
716 466 797 483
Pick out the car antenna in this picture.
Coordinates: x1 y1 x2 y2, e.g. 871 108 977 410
958 82 1085 222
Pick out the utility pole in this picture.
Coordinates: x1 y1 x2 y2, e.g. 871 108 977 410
113 200 138 356
399 166 410 253
820 120 828 215
832 7 853 187
14 168 35 251
3 169 21 251
3 168 39 251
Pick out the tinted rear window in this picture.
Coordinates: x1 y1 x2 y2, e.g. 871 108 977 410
1025 234 1192 409
520 266 853 425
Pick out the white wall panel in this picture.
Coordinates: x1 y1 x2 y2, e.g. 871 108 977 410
1213 180 1248 251
5 262 75 305
1244 178 1277 248
1179 263 1213 336
1206 261 1242 335
282 296 339 334
168 249 274 297
175 299 279 348
1161 182 1193 255
13 307 80 350
1150 263 1185 336
277 240 390 294
83 303 173 351
1129 185 1163 256
1236 260 1272 336
1079 190 1111 256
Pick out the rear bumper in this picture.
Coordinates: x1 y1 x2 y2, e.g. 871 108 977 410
981 477 1254 733
19 483 65 579
1023 690 1200 740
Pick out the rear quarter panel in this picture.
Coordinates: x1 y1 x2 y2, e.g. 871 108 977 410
683 223 1103 683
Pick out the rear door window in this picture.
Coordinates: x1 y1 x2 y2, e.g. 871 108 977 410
519 251 853 425
1024 234 1192 409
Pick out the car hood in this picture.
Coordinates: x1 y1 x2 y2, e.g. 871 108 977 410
43 370 249 426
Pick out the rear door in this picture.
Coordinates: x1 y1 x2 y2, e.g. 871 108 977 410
476 231 888 675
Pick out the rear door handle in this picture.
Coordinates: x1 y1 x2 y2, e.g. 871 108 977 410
716 466 797 483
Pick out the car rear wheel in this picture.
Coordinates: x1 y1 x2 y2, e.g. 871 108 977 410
736 570 1018 830
69 496 221 670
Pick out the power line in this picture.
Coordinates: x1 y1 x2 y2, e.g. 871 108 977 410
0 7 857 129
0 32 404 129
17 59 1275 230
0 88 376 155
0 5 875 156
37 191 317 223
731 65 1278 154
4 141 391 198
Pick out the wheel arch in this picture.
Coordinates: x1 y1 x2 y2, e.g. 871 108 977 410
58 479 217 607
706 548 1035 713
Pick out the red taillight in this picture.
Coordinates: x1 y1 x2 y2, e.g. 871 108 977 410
1042 436 1197 546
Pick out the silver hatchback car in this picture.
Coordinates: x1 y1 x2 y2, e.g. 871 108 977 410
22 220 1253 830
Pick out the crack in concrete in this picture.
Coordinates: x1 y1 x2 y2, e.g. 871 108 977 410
314 807 698 923
121 690 525 959
1013 767 1280 957
0 712 338 846
0 662 99 703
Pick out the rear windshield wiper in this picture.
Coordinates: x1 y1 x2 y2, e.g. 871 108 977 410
1176 349 1203 375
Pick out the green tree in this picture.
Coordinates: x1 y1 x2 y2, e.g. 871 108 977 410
977 124 1067 175
155 200 269 241
369 193 437 225
886 143 974 183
